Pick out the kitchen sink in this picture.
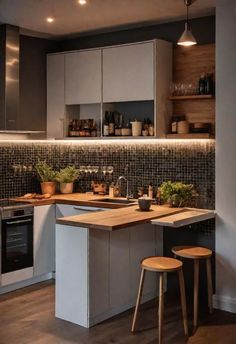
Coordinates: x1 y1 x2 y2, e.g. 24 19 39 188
91 198 136 205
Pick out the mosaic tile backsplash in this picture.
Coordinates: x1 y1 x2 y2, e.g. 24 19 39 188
0 140 215 209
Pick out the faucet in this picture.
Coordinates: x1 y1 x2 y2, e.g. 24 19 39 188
116 175 132 200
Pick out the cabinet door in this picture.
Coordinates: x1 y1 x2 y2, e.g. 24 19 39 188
47 54 65 139
103 42 154 102
56 204 107 218
65 50 102 105
34 205 56 276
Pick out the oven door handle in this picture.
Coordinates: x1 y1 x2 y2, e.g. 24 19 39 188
5 219 33 225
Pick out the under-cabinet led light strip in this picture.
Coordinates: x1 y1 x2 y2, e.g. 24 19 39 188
0 138 215 145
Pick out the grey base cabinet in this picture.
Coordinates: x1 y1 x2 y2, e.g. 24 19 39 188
55 222 163 328
34 205 56 276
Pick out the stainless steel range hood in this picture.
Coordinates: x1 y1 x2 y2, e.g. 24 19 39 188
0 25 19 131
0 25 44 134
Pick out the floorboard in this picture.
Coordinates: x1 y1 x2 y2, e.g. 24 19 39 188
0 280 236 344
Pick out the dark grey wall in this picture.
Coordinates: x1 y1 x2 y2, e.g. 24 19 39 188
19 35 57 131
58 15 215 51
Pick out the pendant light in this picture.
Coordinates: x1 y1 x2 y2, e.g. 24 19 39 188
177 0 197 47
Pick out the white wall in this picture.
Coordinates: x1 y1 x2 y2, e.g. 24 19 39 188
214 0 236 313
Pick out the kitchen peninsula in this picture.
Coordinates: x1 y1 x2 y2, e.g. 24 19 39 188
55 201 214 328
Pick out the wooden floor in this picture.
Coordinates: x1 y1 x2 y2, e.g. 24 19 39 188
0 281 236 344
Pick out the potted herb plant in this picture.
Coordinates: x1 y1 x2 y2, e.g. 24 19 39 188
56 166 80 194
35 161 57 195
158 181 197 207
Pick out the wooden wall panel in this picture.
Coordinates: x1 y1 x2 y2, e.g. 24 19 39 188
172 44 215 128
173 44 215 83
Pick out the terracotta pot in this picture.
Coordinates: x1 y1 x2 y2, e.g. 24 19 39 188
60 182 74 194
40 182 56 195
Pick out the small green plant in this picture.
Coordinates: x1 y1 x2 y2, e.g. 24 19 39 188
56 166 80 184
159 181 197 207
35 161 56 182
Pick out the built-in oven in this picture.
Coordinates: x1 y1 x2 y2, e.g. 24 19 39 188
0 201 34 286
2 214 33 273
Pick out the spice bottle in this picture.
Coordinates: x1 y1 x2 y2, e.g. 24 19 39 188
148 183 154 199
109 183 115 198
171 116 179 134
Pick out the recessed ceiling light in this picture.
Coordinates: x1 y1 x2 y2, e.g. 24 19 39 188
78 0 87 5
46 17 55 23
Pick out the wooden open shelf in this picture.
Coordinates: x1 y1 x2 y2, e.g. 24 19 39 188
169 94 214 101
166 133 213 139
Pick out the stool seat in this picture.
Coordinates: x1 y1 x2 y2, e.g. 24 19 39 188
142 256 183 272
172 246 212 259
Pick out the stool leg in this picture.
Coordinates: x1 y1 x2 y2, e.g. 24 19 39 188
194 259 199 328
131 268 146 332
158 272 164 344
206 258 213 314
178 268 188 336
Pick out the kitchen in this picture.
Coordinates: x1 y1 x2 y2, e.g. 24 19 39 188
0 0 235 343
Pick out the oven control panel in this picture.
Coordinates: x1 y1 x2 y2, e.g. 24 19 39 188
1 206 33 220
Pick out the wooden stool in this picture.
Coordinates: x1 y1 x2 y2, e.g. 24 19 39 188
172 246 213 329
131 256 188 344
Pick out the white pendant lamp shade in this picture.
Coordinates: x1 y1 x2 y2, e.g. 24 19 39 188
177 0 197 47
177 22 197 46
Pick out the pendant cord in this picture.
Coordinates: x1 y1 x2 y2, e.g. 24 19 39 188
187 4 189 25
185 0 191 28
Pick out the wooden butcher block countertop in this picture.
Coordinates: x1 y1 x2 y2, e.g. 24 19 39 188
13 193 136 209
56 205 186 231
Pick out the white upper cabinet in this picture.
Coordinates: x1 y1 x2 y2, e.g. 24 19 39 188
102 42 154 103
65 49 102 105
47 54 65 139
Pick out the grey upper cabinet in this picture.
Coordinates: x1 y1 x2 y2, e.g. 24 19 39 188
102 42 154 103
46 39 172 138
47 53 65 139
65 49 102 105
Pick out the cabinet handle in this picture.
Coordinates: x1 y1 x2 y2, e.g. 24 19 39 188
6 219 32 225
73 207 103 212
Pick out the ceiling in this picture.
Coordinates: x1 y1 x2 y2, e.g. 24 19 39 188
0 0 216 38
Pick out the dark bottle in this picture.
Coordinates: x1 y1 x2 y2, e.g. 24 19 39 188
205 73 213 95
108 111 115 136
114 111 122 136
84 120 91 137
198 74 206 95
68 120 73 137
103 111 109 136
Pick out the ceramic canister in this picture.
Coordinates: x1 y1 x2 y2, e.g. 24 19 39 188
131 121 142 136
